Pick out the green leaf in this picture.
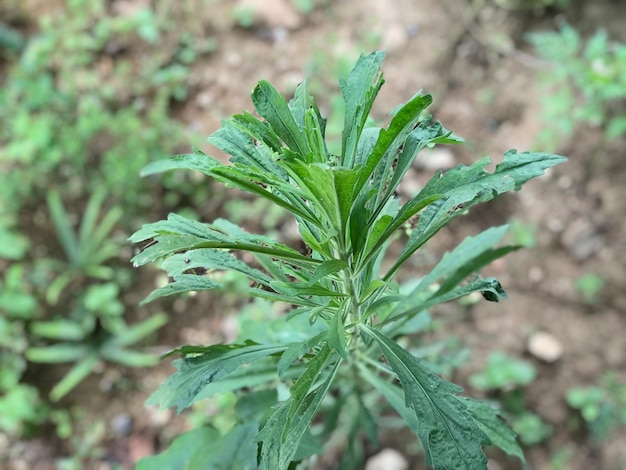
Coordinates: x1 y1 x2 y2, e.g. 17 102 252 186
26 344 89 363
403 225 510 301
458 397 525 462
277 332 326 377
281 159 340 230
137 423 259 470
190 422 259 469
131 214 316 267
236 389 278 422
140 151 319 226
161 249 272 284
252 80 310 157
30 320 86 341
363 326 490 470
195 364 281 401
141 274 221 304
388 150 566 278
358 362 419 434
47 190 79 264
50 353 100 401
328 309 348 360
111 313 168 347
340 51 386 167
147 342 288 412
136 426 220 470
385 277 507 329
304 107 328 163
308 259 348 286
258 358 341 469
270 281 343 298
353 92 433 200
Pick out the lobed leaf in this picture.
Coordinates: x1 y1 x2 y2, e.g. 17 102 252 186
147 342 288 413
387 150 567 278
258 357 341 469
363 326 490 469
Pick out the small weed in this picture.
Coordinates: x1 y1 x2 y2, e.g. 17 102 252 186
529 24 626 149
574 273 605 305
567 373 626 441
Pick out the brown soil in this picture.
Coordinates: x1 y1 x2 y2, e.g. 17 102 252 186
5 0 626 469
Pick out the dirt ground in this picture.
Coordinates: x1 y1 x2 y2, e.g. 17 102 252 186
6 0 626 469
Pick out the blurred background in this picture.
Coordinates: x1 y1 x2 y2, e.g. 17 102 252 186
1 0 625 468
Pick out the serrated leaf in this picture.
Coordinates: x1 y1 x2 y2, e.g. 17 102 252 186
141 274 221 304
385 277 507 328
341 51 386 167
258 358 341 469
458 397 525 463
131 214 316 267
140 151 319 226
252 80 310 157
353 92 433 199
281 159 340 230
358 362 419 434
363 326 489 470
387 151 566 278
289 344 333 412
161 249 272 285
403 225 510 301
277 332 326 377
147 343 288 412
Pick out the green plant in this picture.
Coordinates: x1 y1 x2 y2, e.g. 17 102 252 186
0 0 205 218
567 373 626 441
470 351 551 445
132 51 565 468
16 189 168 400
529 24 626 148
507 217 537 248
231 6 257 28
574 273 605 305
0 264 47 436
44 189 123 305
26 309 167 401
470 351 537 391
511 411 553 446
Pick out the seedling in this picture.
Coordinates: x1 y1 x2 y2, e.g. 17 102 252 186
470 351 551 446
132 51 565 468
574 273 605 305
567 373 626 441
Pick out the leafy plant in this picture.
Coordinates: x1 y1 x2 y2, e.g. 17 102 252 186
567 373 626 441
470 351 537 391
529 23 626 148
0 264 47 436
43 189 123 305
470 351 551 446
26 310 167 401
132 51 565 468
